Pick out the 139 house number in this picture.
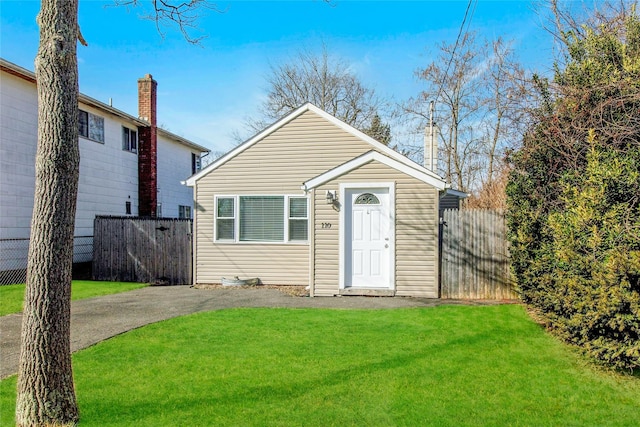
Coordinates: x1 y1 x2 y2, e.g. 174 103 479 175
321 223 332 229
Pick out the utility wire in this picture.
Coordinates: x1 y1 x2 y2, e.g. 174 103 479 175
434 0 478 103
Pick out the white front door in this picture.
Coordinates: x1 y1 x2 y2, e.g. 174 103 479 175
344 187 392 288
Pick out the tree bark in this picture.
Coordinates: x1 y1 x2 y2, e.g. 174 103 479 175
16 0 80 425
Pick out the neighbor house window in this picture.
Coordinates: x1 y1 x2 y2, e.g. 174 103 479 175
191 153 201 174
179 205 192 219
215 195 308 243
122 127 138 153
79 110 104 143
125 201 132 215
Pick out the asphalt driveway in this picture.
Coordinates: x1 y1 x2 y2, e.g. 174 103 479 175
0 285 499 379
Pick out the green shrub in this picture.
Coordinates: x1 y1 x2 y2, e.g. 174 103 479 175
509 140 640 372
506 12 640 372
546 144 639 370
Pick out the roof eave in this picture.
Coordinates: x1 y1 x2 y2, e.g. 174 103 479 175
187 102 447 186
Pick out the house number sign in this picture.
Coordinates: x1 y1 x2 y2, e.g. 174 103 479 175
322 223 332 229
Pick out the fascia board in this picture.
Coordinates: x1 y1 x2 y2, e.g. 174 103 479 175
158 128 210 153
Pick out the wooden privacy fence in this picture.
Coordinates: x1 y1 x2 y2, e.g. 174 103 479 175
440 209 516 299
93 216 192 285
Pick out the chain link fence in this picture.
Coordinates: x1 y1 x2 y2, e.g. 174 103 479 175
0 236 93 285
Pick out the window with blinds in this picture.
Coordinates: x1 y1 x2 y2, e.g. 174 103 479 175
215 195 308 243
240 196 284 242
216 197 235 240
288 197 308 241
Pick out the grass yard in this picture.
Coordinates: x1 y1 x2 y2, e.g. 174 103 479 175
1 305 639 426
0 281 146 316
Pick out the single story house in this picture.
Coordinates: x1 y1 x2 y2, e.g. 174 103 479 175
185 103 447 297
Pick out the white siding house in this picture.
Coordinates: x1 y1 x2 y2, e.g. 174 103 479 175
0 58 209 280
157 133 202 219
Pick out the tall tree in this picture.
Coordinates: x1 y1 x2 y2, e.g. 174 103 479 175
363 114 392 145
16 2 81 424
16 1 211 425
405 32 528 195
481 38 528 187
406 32 487 192
244 46 387 136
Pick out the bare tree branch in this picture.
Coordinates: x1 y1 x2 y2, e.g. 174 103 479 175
113 0 223 44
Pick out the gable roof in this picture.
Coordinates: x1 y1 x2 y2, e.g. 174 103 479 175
0 58 209 154
185 103 445 187
302 150 446 191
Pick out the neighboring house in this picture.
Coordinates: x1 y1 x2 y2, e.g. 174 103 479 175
185 103 448 297
0 58 209 277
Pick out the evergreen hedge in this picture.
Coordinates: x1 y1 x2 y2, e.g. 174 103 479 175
506 13 640 372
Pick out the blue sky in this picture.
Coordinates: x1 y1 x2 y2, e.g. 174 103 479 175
0 0 555 153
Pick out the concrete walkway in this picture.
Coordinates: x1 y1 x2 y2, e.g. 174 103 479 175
0 285 497 379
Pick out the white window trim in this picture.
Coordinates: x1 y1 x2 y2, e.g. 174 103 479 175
213 194 309 245
214 195 236 242
287 195 309 242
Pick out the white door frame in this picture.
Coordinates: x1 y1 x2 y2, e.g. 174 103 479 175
339 182 395 290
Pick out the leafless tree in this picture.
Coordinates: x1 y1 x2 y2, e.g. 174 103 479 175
534 0 639 67
403 31 530 197
16 3 82 425
16 1 213 425
243 46 388 138
480 38 529 187
405 32 488 192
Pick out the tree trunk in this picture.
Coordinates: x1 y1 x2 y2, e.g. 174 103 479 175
16 0 80 425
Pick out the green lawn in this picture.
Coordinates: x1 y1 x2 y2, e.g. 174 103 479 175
0 281 146 316
1 305 638 426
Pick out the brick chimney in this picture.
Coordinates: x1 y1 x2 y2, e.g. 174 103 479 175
138 74 157 217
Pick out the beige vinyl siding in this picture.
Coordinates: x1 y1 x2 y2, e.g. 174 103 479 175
313 160 439 297
395 172 441 298
204 110 373 193
194 110 373 285
312 192 340 295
